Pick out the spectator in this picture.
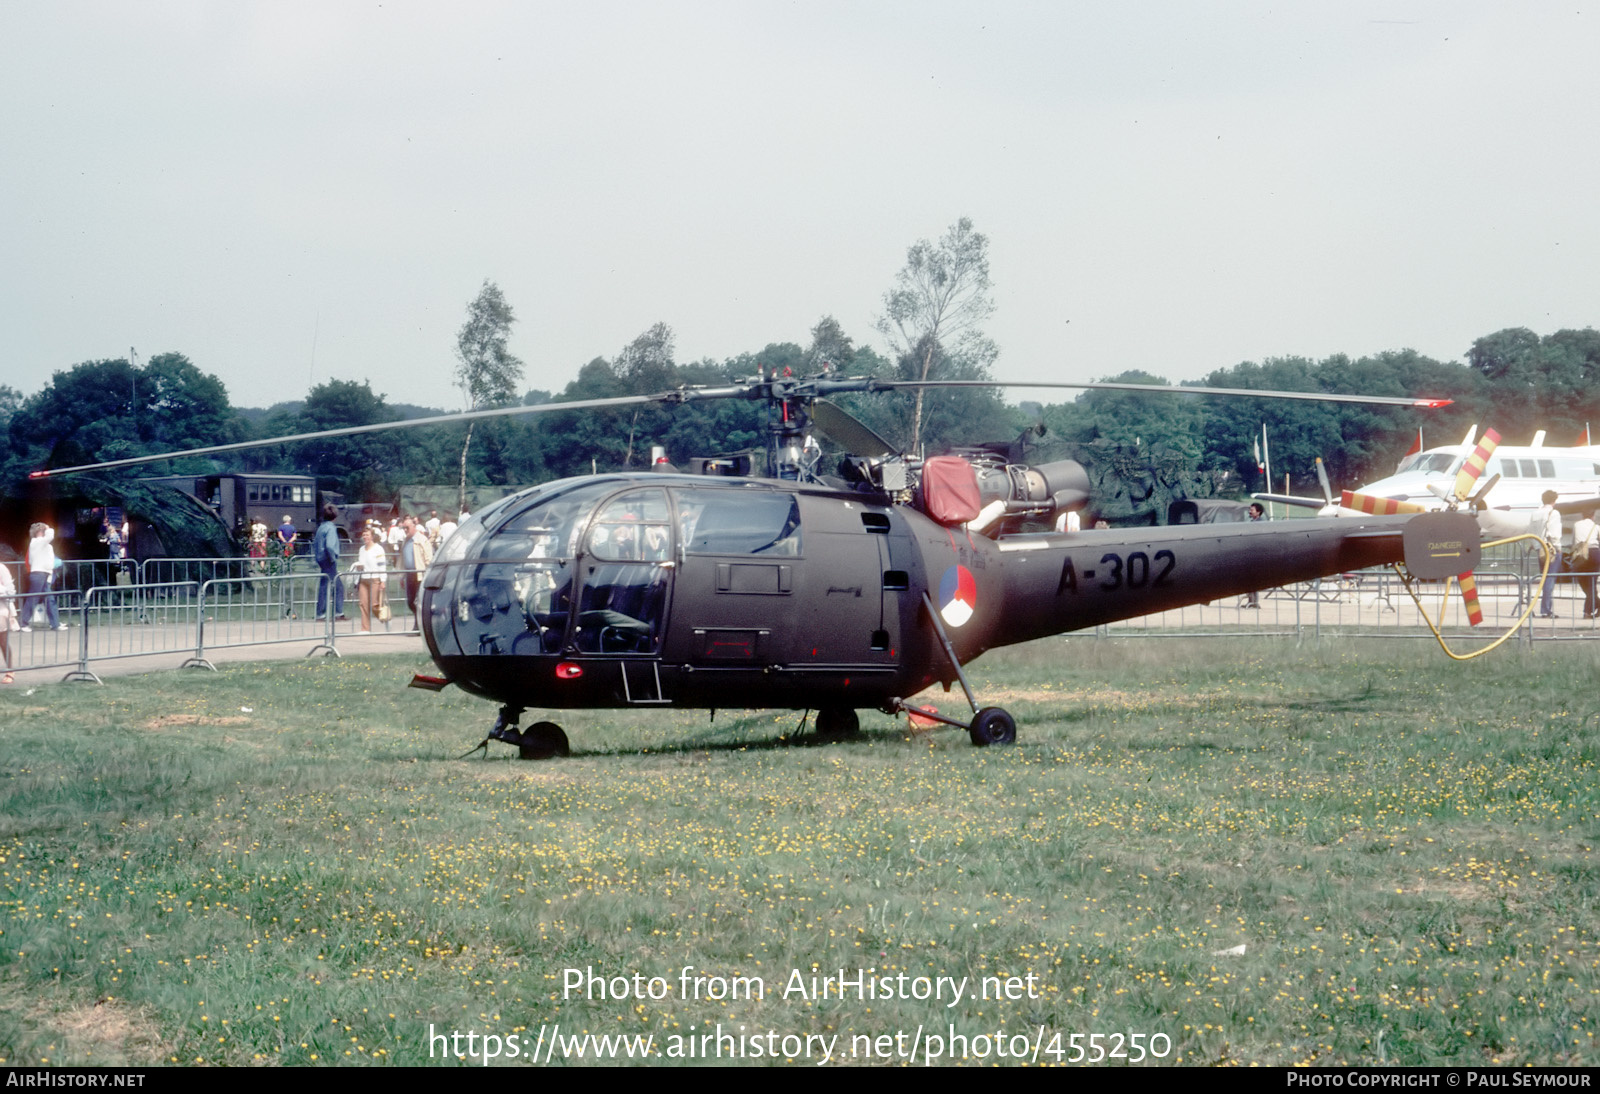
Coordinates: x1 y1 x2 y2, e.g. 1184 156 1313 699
313 504 347 622
353 527 387 632
1533 489 1563 618
1243 502 1265 608
21 523 65 632
0 560 14 682
400 514 434 630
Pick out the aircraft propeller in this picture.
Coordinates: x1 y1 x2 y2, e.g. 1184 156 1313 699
1340 429 1501 626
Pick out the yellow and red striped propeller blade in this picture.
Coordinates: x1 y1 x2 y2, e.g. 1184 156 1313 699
1457 572 1484 626
1452 428 1501 502
1341 490 1429 515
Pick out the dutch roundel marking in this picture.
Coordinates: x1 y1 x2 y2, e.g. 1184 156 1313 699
938 564 977 627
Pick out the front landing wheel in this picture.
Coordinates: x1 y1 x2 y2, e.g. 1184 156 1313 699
519 721 570 760
815 707 860 738
968 707 1016 747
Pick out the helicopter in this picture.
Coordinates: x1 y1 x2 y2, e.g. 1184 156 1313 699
32 371 1464 757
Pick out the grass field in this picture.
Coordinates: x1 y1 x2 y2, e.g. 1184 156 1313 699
1 637 1598 1067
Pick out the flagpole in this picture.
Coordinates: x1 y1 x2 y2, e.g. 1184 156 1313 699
1262 424 1273 520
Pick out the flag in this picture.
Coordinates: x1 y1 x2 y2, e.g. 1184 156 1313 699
1397 427 1424 473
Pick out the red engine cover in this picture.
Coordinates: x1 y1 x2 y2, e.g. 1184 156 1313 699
921 456 983 525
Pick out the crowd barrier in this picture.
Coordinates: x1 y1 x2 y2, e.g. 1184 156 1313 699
1 561 423 683
67 581 204 683
1096 569 1544 643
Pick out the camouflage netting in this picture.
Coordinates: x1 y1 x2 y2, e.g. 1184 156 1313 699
73 476 239 559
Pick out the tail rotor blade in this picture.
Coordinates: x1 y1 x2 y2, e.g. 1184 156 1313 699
1452 428 1502 502
1341 490 1430 515
1469 472 1501 508
1457 572 1484 627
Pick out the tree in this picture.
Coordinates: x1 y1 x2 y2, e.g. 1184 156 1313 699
4 354 242 479
806 315 855 372
0 385 19 442
875 218 998 453
615 322 675 392
287 379 396 497
455 281 525 512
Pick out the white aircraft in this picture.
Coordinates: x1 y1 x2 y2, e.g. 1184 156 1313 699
1257 426 1600 539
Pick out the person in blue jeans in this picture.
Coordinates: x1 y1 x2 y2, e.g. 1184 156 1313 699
1534 490 1564 618
22 523 63 631
313 504 347 621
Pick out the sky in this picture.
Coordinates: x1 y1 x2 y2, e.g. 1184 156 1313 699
3 1 1597 413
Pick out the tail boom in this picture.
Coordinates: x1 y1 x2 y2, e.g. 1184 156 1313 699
992 515 1412 647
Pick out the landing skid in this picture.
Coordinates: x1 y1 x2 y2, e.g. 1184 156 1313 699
882 594 1018 747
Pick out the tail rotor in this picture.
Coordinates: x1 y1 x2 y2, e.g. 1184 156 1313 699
1348 429 1504 628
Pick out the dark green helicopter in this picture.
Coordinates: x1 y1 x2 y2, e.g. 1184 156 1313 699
35 373 1458 758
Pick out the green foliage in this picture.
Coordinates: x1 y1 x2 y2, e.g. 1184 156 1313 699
1032 347 1512 516
1467 327 1600 443
876 218 1000 453
271 379 403 498
4 354 244 480
454 281 524 410
78 477 237 558
6 322 1600 525
454 281 526 512
535 331 769 477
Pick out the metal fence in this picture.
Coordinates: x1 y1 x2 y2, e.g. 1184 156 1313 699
1092 559 1600 649
3 561 423 682
67 582 205 683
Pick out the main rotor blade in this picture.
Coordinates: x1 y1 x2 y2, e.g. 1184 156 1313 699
810 398 897 458
28 392 680 479
28 369 1449 481
885 379 1452 408
1251 492 1326 510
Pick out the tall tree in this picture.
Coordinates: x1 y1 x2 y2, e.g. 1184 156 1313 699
875 218 998 453
4 355 242 479
806 315 855 372
287 378 395 497
454 281 525 512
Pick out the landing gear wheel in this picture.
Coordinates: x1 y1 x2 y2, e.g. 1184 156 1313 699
968 707 1016 747
518 721 570 760
815 707 860 738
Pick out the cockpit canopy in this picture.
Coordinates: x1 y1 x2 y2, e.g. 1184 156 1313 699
424 478 802 660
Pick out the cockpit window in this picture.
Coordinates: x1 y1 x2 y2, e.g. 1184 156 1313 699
586 489 672 562
1411 453 1457 474
446 482 616 656
479 481 613 561
574 489 673 655
675 489 802 556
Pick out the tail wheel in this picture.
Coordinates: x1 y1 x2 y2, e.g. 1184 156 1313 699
815 707 859 737
518 721 570 760
968 707 1016 747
